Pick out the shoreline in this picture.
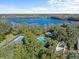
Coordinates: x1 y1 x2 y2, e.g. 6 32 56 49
0 14 79 21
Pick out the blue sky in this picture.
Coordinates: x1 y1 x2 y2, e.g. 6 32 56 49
0 0 47 8
0 0 79 14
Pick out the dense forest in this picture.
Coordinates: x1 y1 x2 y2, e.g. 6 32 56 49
0 21 79 59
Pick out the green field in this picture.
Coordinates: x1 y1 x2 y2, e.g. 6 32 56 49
0 34 17 48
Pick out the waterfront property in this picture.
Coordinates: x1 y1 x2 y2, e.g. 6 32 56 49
0 17 79 59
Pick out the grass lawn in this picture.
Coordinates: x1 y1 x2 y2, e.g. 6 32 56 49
0 57 4 59
0 34 17 59
0 34 17 48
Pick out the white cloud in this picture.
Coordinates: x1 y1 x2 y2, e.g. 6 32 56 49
47 0 79 13
0 5 48 14
0 5 51 14
0 0 79 14
1 5 34 14
48 0 79 4
31 7 47 12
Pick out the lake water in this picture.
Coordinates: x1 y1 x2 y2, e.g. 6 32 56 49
3 18 75 25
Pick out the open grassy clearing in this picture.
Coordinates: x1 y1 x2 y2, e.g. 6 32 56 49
0 34 17 48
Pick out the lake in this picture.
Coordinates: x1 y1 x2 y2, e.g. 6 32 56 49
2 18 75 25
